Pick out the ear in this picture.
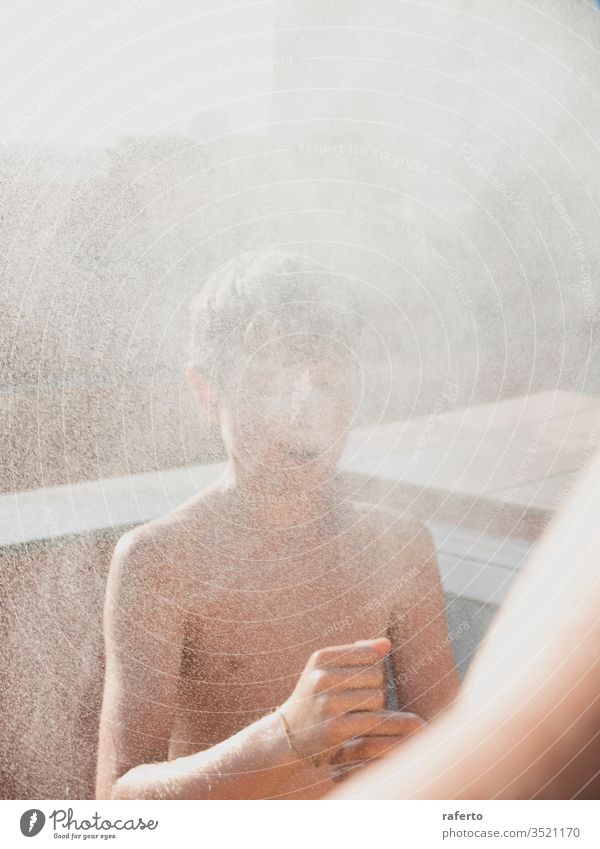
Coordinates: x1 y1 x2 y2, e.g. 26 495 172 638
185 363 218 424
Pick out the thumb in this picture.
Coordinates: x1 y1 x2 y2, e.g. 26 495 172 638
353 637 391 658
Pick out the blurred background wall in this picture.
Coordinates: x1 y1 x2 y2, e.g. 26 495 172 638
2 0 599 490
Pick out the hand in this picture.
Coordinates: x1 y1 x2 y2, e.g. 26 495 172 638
279 637 392 766
330 709 425 782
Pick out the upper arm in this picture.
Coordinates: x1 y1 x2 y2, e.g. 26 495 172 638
95 528 184 799
386 524 460 720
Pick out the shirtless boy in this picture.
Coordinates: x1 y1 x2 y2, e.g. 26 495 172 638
96 250 458 799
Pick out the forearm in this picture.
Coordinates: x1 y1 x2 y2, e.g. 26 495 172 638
111 711 302 800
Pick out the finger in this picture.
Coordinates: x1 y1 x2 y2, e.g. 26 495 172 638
361 710 425 737
313 664 386 693
325 688 385 716
332 735 406 764
314 638 391 668
333 709 424 740
330 763 365 783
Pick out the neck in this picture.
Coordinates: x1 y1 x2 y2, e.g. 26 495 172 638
223 460 337 528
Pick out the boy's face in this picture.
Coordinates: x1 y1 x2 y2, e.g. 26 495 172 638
219 336 362 484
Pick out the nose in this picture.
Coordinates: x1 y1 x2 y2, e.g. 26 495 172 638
286 390 348 451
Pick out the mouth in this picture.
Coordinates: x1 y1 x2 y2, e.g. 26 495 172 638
279 443 323 463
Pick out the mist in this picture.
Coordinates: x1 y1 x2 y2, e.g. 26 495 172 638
1 0 599 799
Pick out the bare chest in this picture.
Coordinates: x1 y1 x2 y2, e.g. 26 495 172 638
170 549 390 751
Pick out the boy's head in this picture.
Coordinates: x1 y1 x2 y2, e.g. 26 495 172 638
186 249 366 481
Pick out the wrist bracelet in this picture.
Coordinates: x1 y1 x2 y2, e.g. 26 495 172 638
276 708 322 768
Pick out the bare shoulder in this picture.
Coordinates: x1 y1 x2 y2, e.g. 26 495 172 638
347 501 438 591
108 490 220 604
